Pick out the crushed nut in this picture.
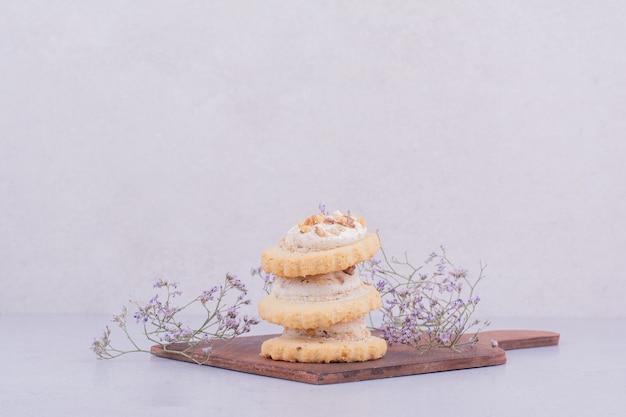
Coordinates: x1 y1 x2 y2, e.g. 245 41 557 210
315 226 326 237
337 214 356 228
303 214 325 227
343 266 356 275
300 212 364 232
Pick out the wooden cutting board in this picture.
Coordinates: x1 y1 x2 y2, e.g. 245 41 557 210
151 329 559 385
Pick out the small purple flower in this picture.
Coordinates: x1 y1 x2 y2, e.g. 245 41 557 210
226 273 247 292
450 267 468 279
153 278 173 288
133 311 148 323
451 298 464 308
425 251 438 264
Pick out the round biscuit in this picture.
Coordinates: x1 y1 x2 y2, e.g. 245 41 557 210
261 233 380 278
261 335 387 363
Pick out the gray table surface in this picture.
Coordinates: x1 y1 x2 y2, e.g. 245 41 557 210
1 315 623 417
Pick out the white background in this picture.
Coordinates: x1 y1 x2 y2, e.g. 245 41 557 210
1 1 625 318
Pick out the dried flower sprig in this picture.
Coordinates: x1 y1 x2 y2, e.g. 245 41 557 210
91 273 260 364
251 266 275 295
361 242 490 352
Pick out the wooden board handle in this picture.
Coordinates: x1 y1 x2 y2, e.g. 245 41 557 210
475 329 560 350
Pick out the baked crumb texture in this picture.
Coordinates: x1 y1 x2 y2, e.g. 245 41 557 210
260 335 387 363
261 233 381 278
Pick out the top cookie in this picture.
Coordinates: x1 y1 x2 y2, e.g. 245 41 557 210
261 211 381 278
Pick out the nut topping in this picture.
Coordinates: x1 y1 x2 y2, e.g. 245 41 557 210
303 214 325 227
297 211 365 233
343 266 356 275
336 214 356 228
315 226 326 237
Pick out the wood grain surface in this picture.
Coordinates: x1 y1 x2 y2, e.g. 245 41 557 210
150 329 559 385
476 329 560 350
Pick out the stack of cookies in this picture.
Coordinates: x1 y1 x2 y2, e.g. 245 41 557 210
258 211 387 363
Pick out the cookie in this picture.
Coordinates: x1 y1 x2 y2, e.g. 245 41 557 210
258 284 381 329
260 334 388 363
261 232 381 278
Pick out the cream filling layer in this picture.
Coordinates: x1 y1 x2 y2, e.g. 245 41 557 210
272 271 370 302
282 317 371 342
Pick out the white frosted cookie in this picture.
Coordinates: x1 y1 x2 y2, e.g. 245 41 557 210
260 335 388 363
261 212 381 278
258 284 381 329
